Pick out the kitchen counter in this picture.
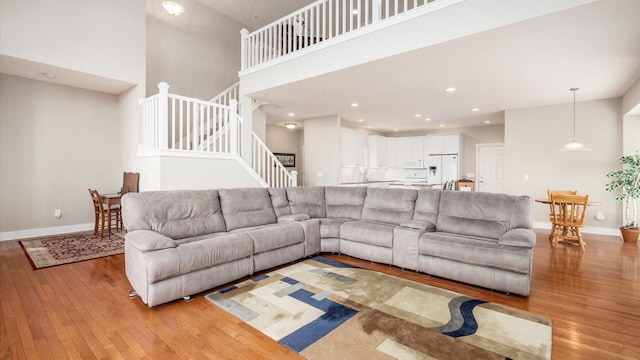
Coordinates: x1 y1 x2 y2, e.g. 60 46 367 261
339 180 399 185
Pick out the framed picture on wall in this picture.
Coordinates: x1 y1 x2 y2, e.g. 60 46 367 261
274 153 295 167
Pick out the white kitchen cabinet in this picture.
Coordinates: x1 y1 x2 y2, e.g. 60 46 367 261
368 135 387 168
341 128 366 167
386 137 399 168
400 136 424 168
426 134 459 155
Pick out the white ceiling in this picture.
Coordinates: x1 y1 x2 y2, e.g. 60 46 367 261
197 0 640 134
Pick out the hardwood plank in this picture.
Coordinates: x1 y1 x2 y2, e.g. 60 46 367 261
1 230 639 359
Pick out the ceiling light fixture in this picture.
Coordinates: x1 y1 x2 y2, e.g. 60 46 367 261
163 1 185 16
357 119 364 122
484 120 491 124
559 88 591 152
351 103 359 107
288 112 295 117
472 108 479 112
285 123 297 129
439 124 445 127
446 87 456 92
424 118 431 122
415 114 422 118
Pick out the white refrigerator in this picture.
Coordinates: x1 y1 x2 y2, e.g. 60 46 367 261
427 154 458 185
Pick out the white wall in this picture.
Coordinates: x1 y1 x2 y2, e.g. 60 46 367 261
304 115 341 186
266 125 302 185
504 98 622 232
146 0 244 99
0 75 121 234
0 0 143 84
0 1 146 240
623 115 640 155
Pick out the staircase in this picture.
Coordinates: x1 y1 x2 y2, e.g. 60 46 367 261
139 82 297 188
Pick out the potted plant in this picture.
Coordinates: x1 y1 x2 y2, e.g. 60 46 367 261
605 152 640 242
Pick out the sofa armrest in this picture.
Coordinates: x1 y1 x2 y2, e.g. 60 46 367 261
278 214 311 223
125 230 177 252
399 220 435 231
498 228 536 248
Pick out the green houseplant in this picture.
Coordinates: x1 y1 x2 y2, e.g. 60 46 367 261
605 152 640 242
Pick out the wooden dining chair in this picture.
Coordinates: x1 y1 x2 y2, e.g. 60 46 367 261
89 189 121 237
549 194 589 251
121 172 140 195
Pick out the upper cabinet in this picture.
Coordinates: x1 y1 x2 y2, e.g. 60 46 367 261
426 134 460 155
386 137 399 168
400 136 424 168
341 128 366 167
368 135 387 168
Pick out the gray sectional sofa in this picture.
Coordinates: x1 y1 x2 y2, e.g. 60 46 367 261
122 186 535 307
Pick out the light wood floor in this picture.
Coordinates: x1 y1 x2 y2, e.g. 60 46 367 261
1 230 639 359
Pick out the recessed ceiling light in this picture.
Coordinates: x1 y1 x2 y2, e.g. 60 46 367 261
288 112 295 117
484 120 491 124
472 108 479 112
367 125 373 129
42 72 56 78
439 124 445 127
446 87 456 92
393 129 399 132
285 123 297 129
357 119 364 122
351 103 359 107
415 114 422 118
424 118 431 122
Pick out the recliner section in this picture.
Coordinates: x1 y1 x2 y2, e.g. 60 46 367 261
122 186 536 307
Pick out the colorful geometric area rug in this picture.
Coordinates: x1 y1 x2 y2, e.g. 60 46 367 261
206 257 552 360
18 231 124 270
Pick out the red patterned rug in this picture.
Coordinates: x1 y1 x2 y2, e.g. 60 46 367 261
18 232 125 269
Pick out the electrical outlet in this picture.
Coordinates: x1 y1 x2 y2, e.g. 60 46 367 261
54 209 62 218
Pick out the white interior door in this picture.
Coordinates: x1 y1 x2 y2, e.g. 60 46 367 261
476 144 504 193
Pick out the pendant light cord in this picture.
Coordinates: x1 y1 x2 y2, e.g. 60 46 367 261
570 88 579 142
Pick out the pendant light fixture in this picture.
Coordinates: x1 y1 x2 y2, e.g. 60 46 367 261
559 87 591 152
163 1 185 16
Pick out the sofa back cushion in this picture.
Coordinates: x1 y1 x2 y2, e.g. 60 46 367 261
413 189 441 223
437 191 534 239
268 188 292 217
121 190 226 239
361 188 418 225
325 186 367 219
218 188 277 231
285 186 326 218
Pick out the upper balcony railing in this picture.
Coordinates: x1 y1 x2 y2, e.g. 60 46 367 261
241 0 452 71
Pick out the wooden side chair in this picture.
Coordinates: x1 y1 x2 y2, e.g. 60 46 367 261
89 189 121 237
549 194 589 251
121 172 140 195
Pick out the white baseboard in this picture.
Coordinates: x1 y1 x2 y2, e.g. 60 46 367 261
0 223 95 241
533 221 621 239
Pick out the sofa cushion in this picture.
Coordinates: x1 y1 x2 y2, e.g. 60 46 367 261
147 232 254 283
286 186 326 218
122 190 227 240
241 223 305 254
419 232 532 274
278 214 311 222
413 189 441 224
436 191 534 239
361 187 418 225
319 218 350 238
325 186 366 219
218 188 277 231
340 221 395 248
268 188 292 217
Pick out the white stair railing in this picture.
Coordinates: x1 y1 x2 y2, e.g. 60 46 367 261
252 134 298 187
140 83 297 187
241 0 452 70
140 82 238 155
